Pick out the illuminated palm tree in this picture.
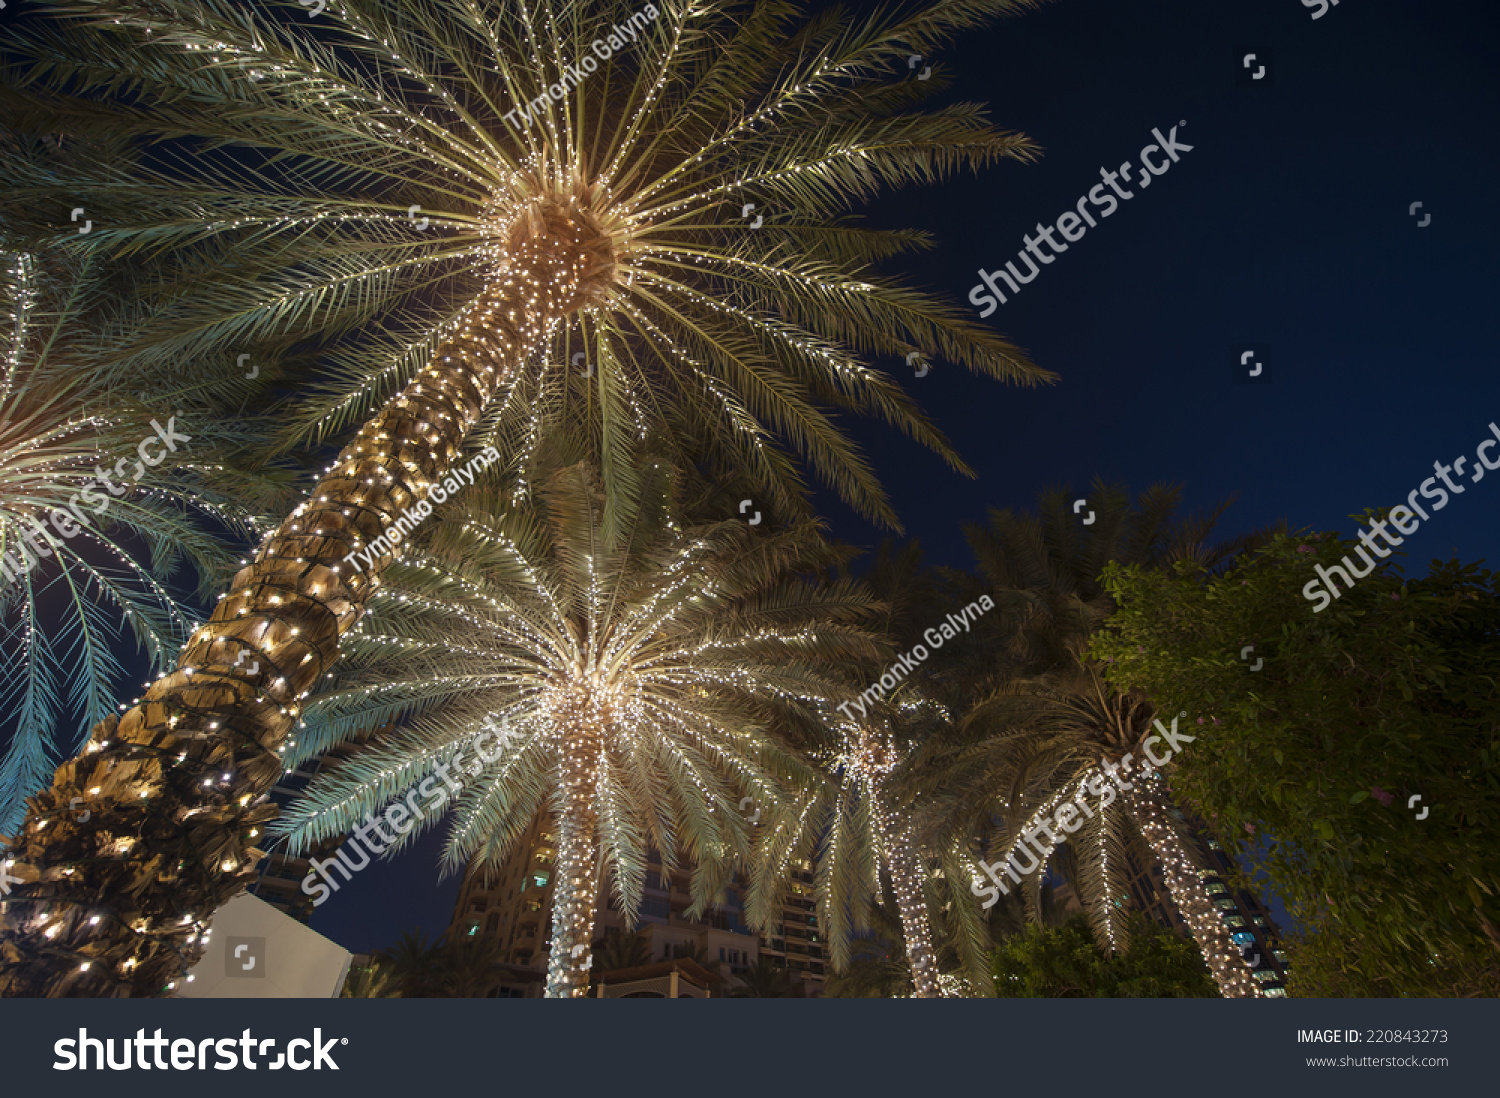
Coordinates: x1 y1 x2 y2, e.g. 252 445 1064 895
755 693 954 998
912 484 1279 997
0 0 1050 995
950 654 1264 997
0 247 260 835
273 449 886 996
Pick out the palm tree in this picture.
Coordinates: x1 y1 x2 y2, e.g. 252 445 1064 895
340 956 398 998
435 934 509 997
754 543 983 998
733 955 793 998
750 685 963 998
273 446 886 996
957 654 1264 997
0 0 1052 995
913 483 1278 997
592 929 654 974
0 245 265 833
374 928 447 998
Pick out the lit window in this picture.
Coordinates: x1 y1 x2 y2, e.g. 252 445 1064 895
1206 882 1228 895
1232 931 1256 947
1264 987 1288 998
1224 914 1247 928
1253 970 1278 983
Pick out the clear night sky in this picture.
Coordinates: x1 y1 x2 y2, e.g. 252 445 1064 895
7 0 1493 956
298 0 1500 953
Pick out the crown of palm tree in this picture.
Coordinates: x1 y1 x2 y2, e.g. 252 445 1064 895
0 248 261 833
273 446 887 992
3 0 1052 529
952 481 1281 676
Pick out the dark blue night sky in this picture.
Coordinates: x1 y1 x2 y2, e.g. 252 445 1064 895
272 0 1500 952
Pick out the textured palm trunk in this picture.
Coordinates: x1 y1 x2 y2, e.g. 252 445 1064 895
1128 782 1265 999
871 780 942 998
544 718 605 998
0 207 615 997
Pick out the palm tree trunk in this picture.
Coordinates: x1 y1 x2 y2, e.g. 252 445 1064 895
0 212 615 997
871 780 942 998
1128 782 1265 999
545 718 605 998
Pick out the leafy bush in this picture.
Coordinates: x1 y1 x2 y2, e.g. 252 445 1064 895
1092 530 1500 996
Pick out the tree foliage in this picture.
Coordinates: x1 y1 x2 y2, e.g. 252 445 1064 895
991 913 1218 998
1093 529 1500 996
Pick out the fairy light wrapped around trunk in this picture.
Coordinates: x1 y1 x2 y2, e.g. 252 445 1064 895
871 794 942 998
1127 779 1265 999
848 724 942 999
543 682 609 998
